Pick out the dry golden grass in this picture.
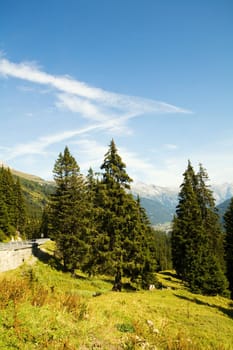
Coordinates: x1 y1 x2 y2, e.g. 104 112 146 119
0 258 233 349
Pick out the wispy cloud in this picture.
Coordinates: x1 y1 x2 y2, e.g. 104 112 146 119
56 93 110 122
0 57 191 175
71 139 184 187
4 124 103 160
68 138 176 184
0 58 191 124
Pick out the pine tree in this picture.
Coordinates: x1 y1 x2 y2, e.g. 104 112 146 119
171 161 203 281
196 164 226 271
81 167 108 276
48 146 91 272
94 140 156 289
95 140 134 282
224 198 233 298
100 139 133 189
171 161 228 295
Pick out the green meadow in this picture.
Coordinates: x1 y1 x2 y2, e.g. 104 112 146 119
0 242 233 350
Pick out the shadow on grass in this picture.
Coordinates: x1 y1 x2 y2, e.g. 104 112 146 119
122 282 137 292
32 245 64 271
32 245 103 282
72 272 88 280
159 271 179 279
174 293 233 320
32 245 140 291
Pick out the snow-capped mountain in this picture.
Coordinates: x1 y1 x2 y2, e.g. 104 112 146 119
130 182 178 225
131 181 233 225
131 181 178 204
211 183 233 205
2 160 233 225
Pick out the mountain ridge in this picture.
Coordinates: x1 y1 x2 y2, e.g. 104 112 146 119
131 181 233 225
2 162 233 225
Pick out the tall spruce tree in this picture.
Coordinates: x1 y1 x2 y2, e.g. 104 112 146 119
171 161 228 295
224 198 233 298
93 139 156 289
196 164 226 270
171 161 204 283
195 164 228 295
81 167 106 276
48 147 91 272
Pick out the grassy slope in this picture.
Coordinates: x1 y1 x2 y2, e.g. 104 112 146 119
0 243 233 350
11 168 46 183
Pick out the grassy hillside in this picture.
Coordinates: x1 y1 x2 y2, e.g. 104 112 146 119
0 241 233 350
11 168 46 183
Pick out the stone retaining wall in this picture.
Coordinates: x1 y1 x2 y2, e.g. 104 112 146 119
0 245 36 272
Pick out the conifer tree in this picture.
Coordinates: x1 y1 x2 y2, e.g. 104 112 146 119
171 161 202 280
94 140 156 289
171 161 228 295
92 140 132 282
81 167 105 276
100 139 132 189
48 147 91 272
196 164 226 270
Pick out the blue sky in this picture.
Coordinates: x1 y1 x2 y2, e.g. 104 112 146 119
0 0 232 187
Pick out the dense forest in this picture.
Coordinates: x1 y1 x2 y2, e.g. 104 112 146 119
1 140 233 297
0 166 54 240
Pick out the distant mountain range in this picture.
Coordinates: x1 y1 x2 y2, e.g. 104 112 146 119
1 161 233 226
130 182 178 225
131 181 233 225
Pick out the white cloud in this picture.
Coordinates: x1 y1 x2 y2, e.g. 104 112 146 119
0 58 191 121
5 124 103 160
71 139 108 170
93 145 183 187
0 57 193 185
56 93 110 122
67 139 158 182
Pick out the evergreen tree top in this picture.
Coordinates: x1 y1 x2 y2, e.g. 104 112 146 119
53 146 80 183
100 139 132 189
